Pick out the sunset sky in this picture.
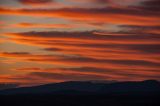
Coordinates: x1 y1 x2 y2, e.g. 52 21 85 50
0 0 160 86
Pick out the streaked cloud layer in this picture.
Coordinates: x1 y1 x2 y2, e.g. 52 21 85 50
0 0 160 86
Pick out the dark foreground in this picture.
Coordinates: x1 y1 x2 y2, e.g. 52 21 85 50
0 80 160 106
0 95 159 106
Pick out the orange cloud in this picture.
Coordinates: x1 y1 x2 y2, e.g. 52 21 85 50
0 0 160 86
0 7 159 26
4 31 160 64
11 23 77 29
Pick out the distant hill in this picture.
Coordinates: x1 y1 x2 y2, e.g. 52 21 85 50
0 84 19 91
0 80 160 96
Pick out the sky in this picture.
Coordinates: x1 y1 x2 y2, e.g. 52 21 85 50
0 0 160 86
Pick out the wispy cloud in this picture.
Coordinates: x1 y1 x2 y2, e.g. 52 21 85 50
0 0 160 85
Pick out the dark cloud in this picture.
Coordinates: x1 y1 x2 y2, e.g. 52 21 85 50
120 25 160 31
18 0 53 5
30 72 108 81
8 31 160 41
91 0 110 4
140 0 160 11
118 24 160 37
125 44 160 54
2 52 30 55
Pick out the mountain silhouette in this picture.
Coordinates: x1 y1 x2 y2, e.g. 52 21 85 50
0 80 160 95
0 84 18 90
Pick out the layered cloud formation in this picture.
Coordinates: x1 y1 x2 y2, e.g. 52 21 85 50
0 0 160 86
